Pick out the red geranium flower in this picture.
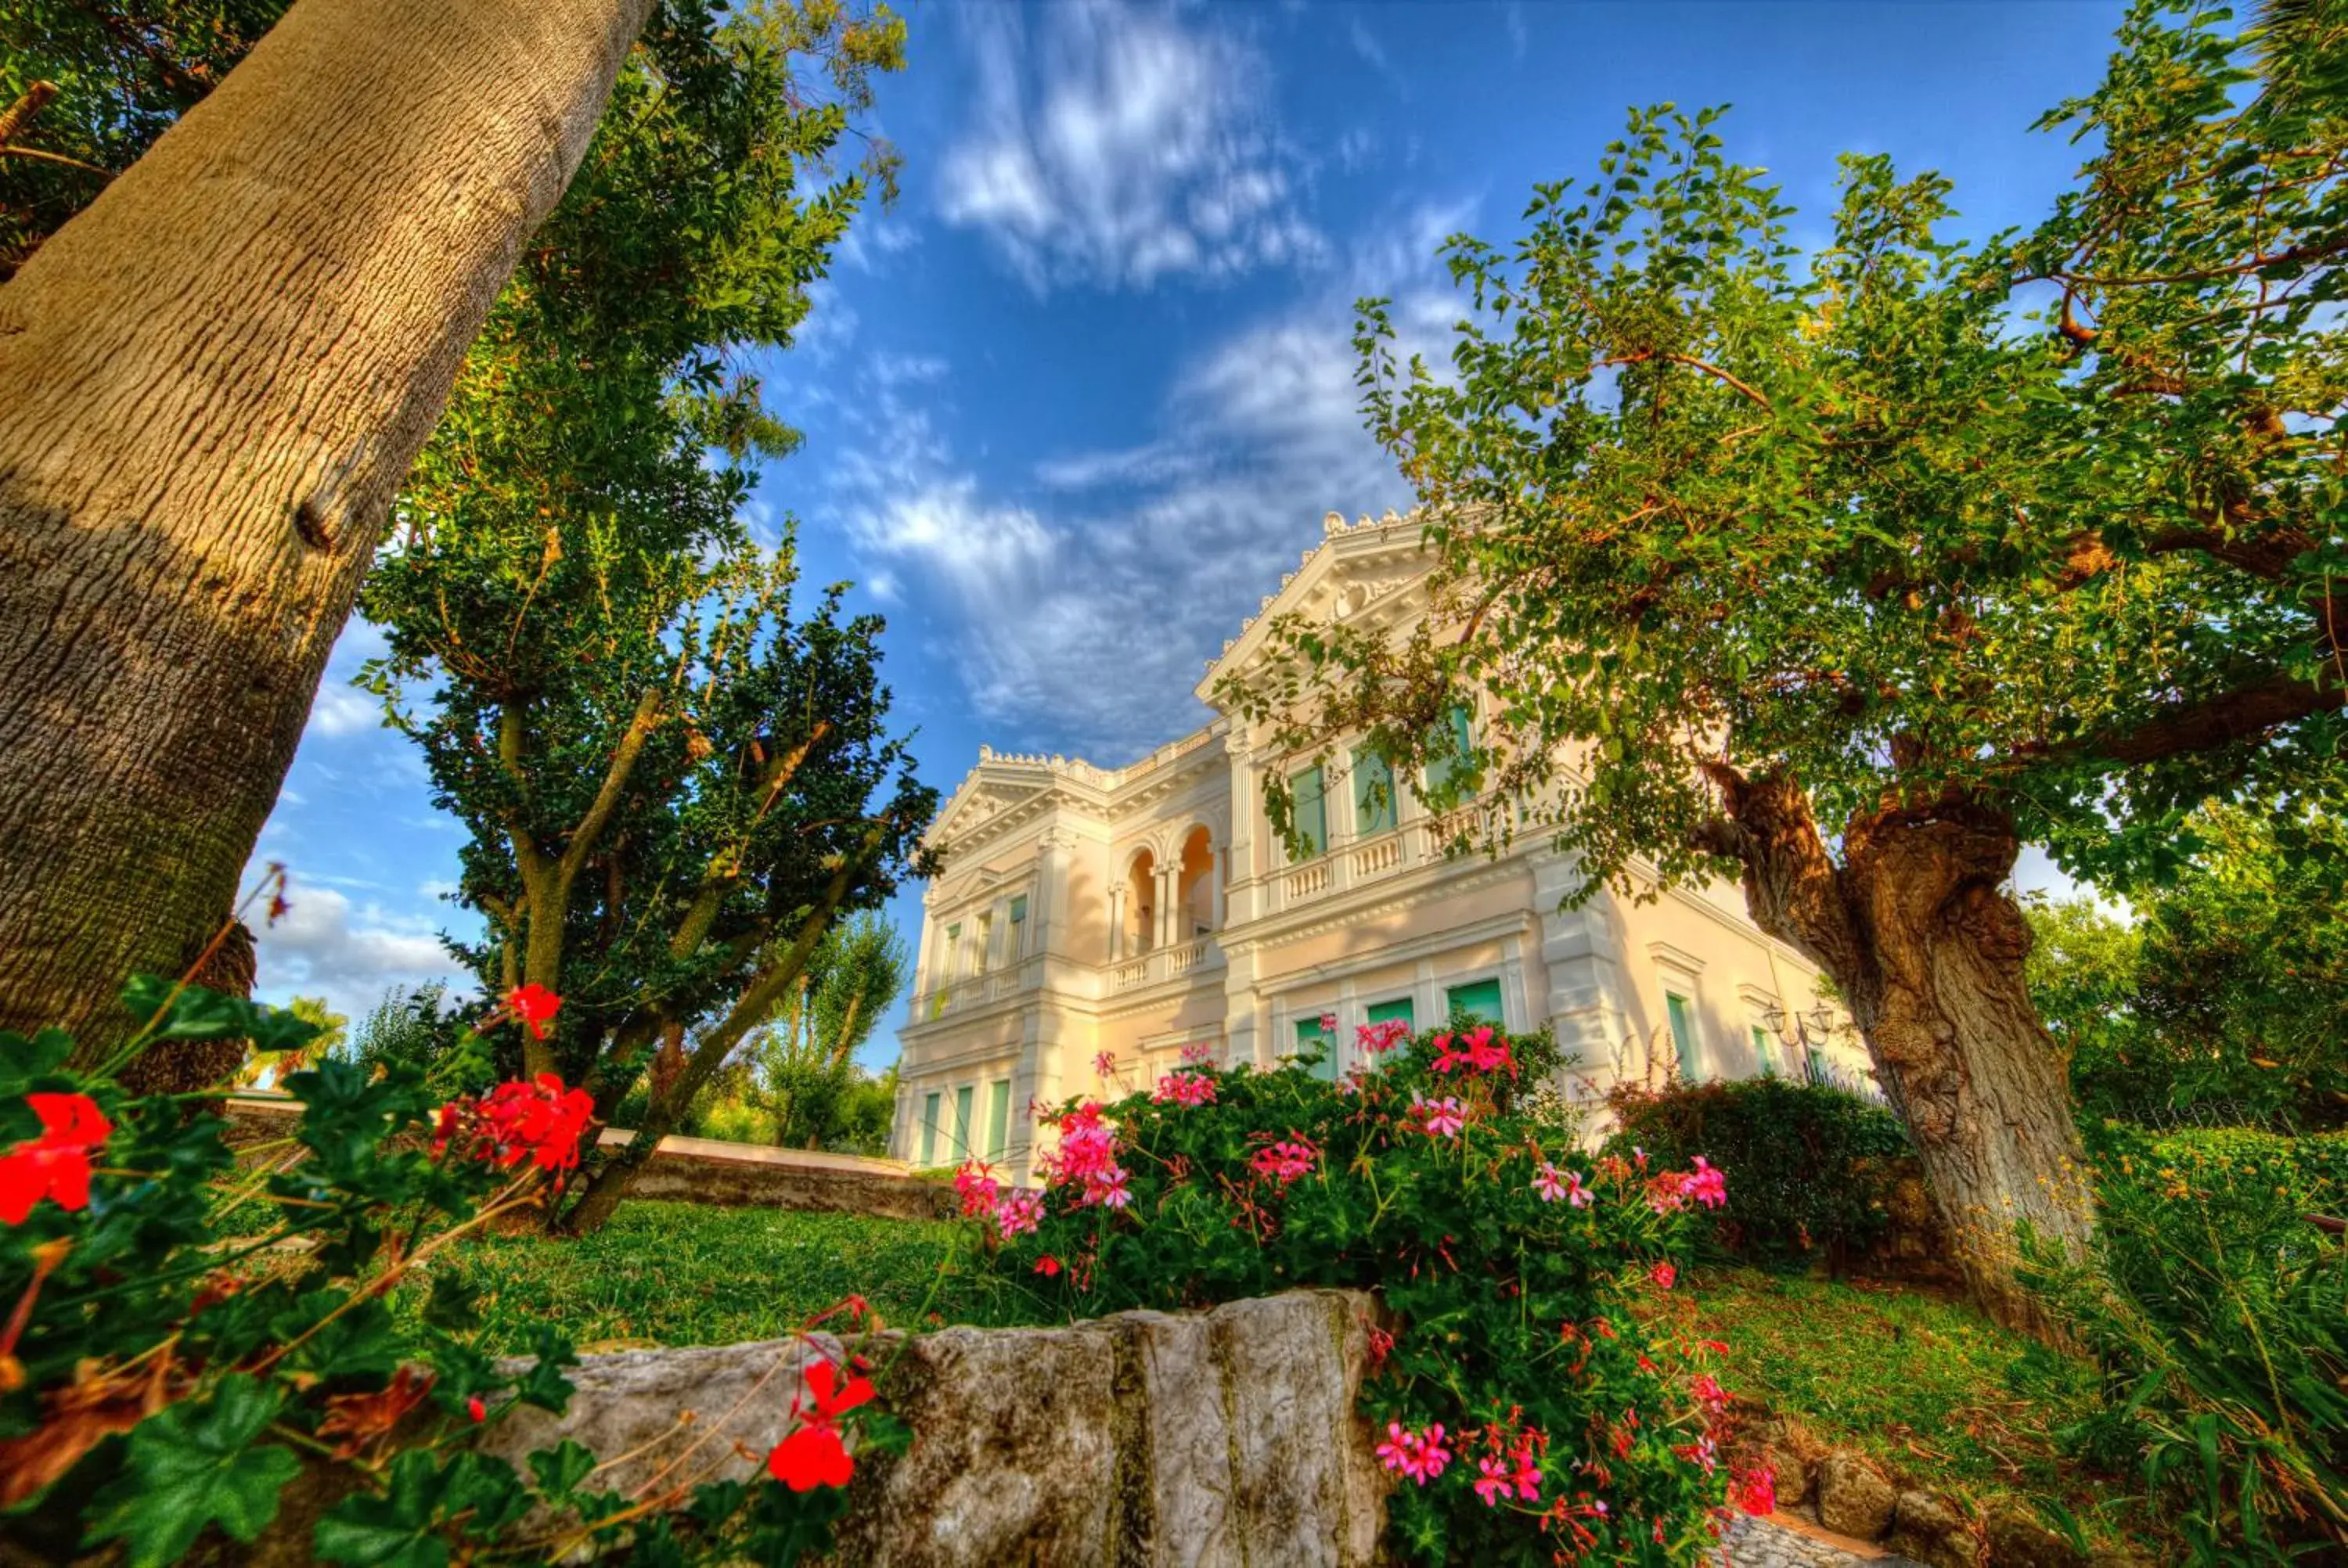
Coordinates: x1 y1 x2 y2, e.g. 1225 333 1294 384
434 1075 595 1172
504 984 563 1041
0 1094 112 1225
1034 1254 1063 1277
766 1358 877 1492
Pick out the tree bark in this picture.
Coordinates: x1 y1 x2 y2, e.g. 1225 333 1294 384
0 0 655 1052
1706 769 2095 1332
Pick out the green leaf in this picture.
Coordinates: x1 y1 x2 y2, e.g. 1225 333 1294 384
84 1376 300 1567
313 1451 450 1568
527 1439 598 1498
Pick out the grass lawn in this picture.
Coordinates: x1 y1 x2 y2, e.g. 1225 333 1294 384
1658 1266 2161 1555
443 1201 1014 1354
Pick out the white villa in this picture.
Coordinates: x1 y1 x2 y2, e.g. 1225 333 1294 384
889 510 1867 1178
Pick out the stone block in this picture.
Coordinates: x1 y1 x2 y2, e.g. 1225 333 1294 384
1983 1501 2087 1568
1887 1488 1977 1568
1814 1451 1896 1540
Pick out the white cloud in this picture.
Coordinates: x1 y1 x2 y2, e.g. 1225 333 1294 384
304 681 383 739
819 196 1479 759
254 883 467 1027
938 0 1326 292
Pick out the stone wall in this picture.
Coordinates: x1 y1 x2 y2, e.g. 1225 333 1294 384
224 1097 957 1221
485 1289 1387 1567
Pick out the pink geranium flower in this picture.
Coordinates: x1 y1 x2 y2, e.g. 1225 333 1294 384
1532 1160 1568 1203
1681 1155 1728 1209
1565 1168 1595 1208
1410 1091 1465 1139
1474 1455 1514 1507
1649 1261 1677 1290
1375 1422 1452 1484
953 1159 999 1217
1356 1019 1410 1056
1250 1138 1320 1189
1151 1070 1216 1107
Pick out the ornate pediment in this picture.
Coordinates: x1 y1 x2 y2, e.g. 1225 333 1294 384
927 775 1056 854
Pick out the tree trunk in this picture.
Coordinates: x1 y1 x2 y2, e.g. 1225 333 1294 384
0 0 655 1052
1710 770 2095 1332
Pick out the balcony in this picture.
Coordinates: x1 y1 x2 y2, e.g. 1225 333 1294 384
1109 937 1223 994
1263 804 1504 915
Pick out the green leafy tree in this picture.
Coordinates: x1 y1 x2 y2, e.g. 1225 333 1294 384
0 1 286 279
2028 803 2348 1129
1228 0 2345 1323
352 0 922 1232
744 914 908 1150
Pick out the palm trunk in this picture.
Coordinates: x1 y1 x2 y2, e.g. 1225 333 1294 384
0 0 655 1051
1709 770 2094 1332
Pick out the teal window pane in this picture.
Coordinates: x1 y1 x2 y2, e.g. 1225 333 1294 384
1353 747 1398 836
1424 704 1478 803
953 1085 974 1158
1666 994 1701 1081
1444 978 1504 1025
985 1079 1011 1160
1291 766 1327 860
1366 997 1414 1029
1295 1015 1338 1080
1751 1025 1777 1077
920 1092 940 1165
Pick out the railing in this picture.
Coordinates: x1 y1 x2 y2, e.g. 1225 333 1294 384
1350 834 1403 881
1108 939 1222 994
1280 861 1332 902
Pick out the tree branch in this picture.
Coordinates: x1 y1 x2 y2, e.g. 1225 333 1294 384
2087 669 2347 768
0 81 56 149
558 688 665 886
1597 349 1774 412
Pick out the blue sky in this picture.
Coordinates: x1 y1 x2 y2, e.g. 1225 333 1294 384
247 0 2130 1056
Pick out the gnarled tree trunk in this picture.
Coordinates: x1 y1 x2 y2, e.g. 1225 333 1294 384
1709 769 2094 1331
0 0 655 1051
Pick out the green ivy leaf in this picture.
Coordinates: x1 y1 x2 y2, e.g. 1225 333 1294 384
313 1450 450 1568
526 1439 598 1498
120 977 322 1055
84 1375 300 1567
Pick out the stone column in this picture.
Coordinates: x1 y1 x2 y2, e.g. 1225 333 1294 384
1108 883 1125 962
1155 863 1178 950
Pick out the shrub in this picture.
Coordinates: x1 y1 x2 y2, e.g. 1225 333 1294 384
963 1025 1769 1565
2022 1126 2348 1563
1603 1077 1912 1268
0 978 902 1565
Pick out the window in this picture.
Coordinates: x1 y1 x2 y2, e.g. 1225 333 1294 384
1295 1015 1339 1081
1806 1046 1828 1084
1008 894 1028 957
1290 766 1327 860
985 1079 1011 1160
1424 703 1479 804
1666 993 1702 1081
1444 977 1504 1026
1353 746 1398 836
1751 1024 1777 1077
920 1091 941 1165
1366 997 1413 1066
975 912 993 974
953 1085 974 1160
945 922 962 979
